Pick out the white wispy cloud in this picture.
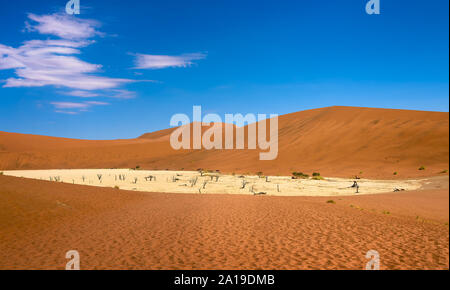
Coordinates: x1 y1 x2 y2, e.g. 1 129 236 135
51 101 109 114
60 89 137 99
0 13 133 92
61 90 100 98
26 13 103 40
134 53 206 69
54 110 79 115
107 89 137 99
51 102 90 109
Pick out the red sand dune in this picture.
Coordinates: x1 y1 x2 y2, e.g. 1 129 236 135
0 175 447 270
0 106 448 178
0 107 449 178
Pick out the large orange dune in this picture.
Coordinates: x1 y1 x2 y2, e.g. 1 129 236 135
0 106 448 178
0 175 447 270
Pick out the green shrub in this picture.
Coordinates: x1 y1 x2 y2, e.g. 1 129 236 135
440 170 448 174
393 172 398 175
292 172 309 179
256 172 264 178
312 172 321 177
418 166 426 171
312 176 324 180
326 200 336 204
0 172 3 176
114 185 120 190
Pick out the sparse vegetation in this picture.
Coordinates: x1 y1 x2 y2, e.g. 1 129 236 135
418 166 426 171
114 185 120 190
292 172 309 179
440 170 448 174
382 210 391 215
326 200 336 204
312 176 324 180
350 204 364 211
0 172 3 175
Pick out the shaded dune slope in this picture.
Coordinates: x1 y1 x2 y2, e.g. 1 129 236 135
0 106 448 178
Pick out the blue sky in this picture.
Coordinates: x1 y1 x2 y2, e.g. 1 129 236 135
0 0 448 139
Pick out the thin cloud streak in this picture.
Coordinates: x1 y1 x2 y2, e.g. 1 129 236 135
62 90 100 98
134 53 207 69
51 101 109 114
60 89 137 99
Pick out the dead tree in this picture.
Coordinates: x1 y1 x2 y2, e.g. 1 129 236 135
241 180 249 189
254 191 267 196
97 174 103 183
250 184 267 196
145 176 155 182
351 181 360 193
189 177 198 187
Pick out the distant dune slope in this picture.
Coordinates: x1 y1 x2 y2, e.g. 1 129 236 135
0 106 448 178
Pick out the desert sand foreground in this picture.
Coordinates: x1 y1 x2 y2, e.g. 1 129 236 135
2 169 424 197
0 175 448 270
